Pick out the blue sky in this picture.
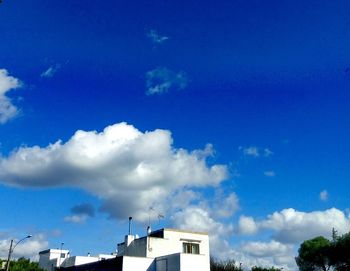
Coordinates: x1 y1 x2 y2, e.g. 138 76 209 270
0 1 350 269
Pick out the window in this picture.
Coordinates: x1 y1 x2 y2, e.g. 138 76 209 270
60 253 65 258
182 242 199 254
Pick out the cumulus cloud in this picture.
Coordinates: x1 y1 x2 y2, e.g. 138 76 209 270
241 240 293 258
0 234 48 261
64 203 95 224
0 122 228 221
0 69 22 124
237 215 258 235
212 192 239 218
147 29 169 45
319 190 328 201
40 64 60 78
247 208 350 244
239 240 295 270
145 67 188 95
231 207 350 271
171 206 233 255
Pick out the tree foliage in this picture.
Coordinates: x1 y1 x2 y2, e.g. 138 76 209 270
296 231 350 271
0 258 44 271
295 236 332 271
251 267 282 271
333 232 350 271
210 258 243 271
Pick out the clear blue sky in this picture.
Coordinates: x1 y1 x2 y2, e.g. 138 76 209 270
0 1 349 269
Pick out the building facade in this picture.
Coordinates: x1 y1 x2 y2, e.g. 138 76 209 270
39 228 210 271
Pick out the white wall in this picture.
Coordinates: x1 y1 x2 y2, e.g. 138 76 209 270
39 249 69 271
147 229 210 260
154 252 209 271
122 256 154 271
180 253 210 271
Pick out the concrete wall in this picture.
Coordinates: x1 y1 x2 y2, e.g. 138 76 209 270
154 252 209 271
147 229 210 260
180 253 210 271
121 237 147 257
39 249 70 271
122 256 154 271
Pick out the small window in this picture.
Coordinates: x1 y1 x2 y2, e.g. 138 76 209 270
182 242 199 254
60 253 65 258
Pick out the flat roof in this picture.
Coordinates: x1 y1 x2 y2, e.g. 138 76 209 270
117 228 208 246
39 249 70 254
158 228 208 235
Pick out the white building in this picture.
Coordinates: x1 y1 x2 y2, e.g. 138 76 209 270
38 249 70 271
39 228 210 271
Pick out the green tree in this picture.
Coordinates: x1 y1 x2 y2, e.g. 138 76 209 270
210 258 243 271
6 258 44 271
333 232 350 271
295 236 332 271
251 267 282 271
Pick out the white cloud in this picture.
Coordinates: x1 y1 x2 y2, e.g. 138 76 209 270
213 192 239 218
0 122 228 222
231 207 350 271
255 208 350 244
239 240 295 270
239 146 273 158
219 246 295 271
237 215 258 235
168 189 200 210
146 67 188 95
0 69 21 124
147 29 169 45
264 171 276 177
0 235 48 261
64 214 89 224
240 240 292 258
171 206 233 256
319 190 328 201
40 64 60 78
241 146 259 157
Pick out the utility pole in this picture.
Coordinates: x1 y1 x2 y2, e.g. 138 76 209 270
58 242 64 269
5 235 32 271
5 240 13 271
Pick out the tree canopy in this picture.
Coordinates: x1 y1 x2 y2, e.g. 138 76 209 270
296 231 350 271
251 266 282 271
210 258 243 271
0 258 44 271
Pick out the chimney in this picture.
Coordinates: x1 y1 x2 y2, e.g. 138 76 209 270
128 217 132 235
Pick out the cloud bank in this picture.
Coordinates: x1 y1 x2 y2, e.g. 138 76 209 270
0 69 21 124
0 122 227 221
234 207 350 270
0 234 48 261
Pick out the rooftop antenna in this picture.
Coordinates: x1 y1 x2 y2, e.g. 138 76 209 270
158 213 165 224
148 207 154 231
128 217 132 235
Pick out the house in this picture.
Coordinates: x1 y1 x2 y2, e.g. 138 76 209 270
39 249 70 271
38 228 210 271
